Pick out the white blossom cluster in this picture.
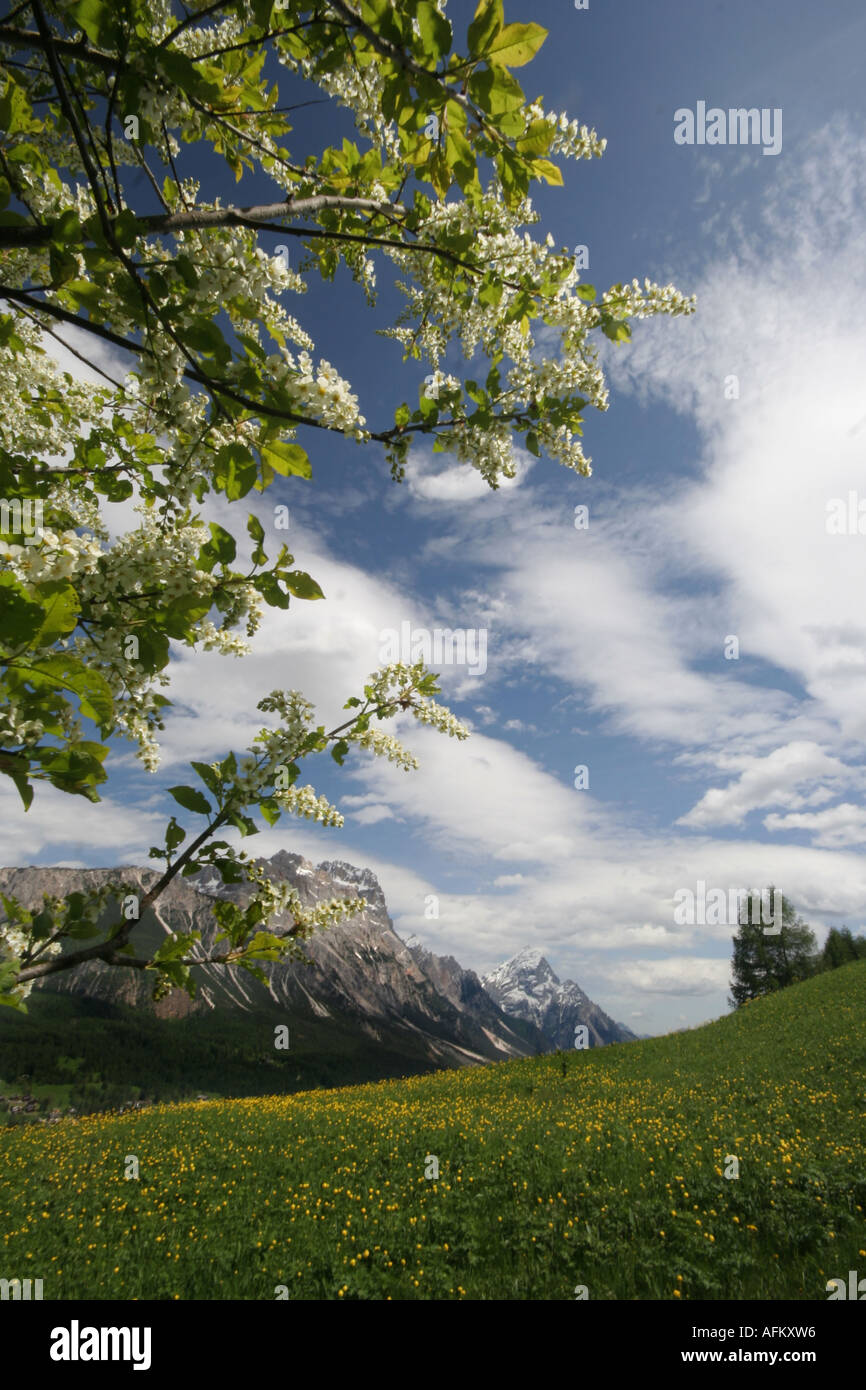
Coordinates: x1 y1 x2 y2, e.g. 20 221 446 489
362 662 471 741
523 102 607 162
223 690 317 801
601 277 697 319
0 700 46 748
67 512 260 769
411 695 470 740
0 317 109 457
421 370 462 402
272 783 344 826
350 727 420 771
291 894 367 938
0 527 103 584
381 185 694 481
289 351 367 434
451 417 519 486
243 861 365 945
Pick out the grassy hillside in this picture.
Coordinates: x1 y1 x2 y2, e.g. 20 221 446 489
1 961 864 1300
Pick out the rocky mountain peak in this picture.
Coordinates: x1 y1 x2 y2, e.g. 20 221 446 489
317 859 385 902
483 948 633 1048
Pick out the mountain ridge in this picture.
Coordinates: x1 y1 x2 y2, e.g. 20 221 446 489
0 853 635 1076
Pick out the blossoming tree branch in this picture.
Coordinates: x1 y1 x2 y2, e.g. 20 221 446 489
0 0 695 1006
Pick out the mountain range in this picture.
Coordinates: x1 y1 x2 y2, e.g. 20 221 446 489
0 851 636 1084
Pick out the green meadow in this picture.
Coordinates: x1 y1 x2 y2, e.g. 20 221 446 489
2 961 864 1300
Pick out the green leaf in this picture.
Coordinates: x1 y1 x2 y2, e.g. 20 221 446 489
164 817 186 852
253 571 289 608
168 785 213 816
477 278 503 308
152 48 223 105
467 0 504 53
34 584 79 645
241 930 285 961
175 253 199 288
486 21 547 68
49 209 82 245
64 278 104 314
227 810 258 837
464 380 486 406
331 738 350 766
49 246 78 286
207 522 237 566
0 957 24 1010
445 122 475 183
112 209 140 247
220 750 237 781
529 158 563 186
191 761 223 799
65 0 111 45
6 764 32 808
214 443 257 500
602 318 631 343
284 570 324 600
67 667 114 735
152 929 201 963
260 440 311 479
237 959 267 983
65 919 103 940
136 626 170 674
0 580 47 649
416 2 452 61
185 317 229 359
0 77 35 137
468 65 525 115
516 119 555 158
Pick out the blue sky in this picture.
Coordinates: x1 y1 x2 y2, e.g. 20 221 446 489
7 0 866 1034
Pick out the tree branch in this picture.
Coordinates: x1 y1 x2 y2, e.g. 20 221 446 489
0 23 119 72
31 1 115 242
14 696 399 984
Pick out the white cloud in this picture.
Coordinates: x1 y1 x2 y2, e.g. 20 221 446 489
0 782 165 866
403 445 534 501
349 803 396 826
764 803 866 849
608 957 731 996
678 741 855 828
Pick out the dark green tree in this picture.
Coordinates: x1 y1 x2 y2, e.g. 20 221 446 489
820 926 866 971
728 887 818 1007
